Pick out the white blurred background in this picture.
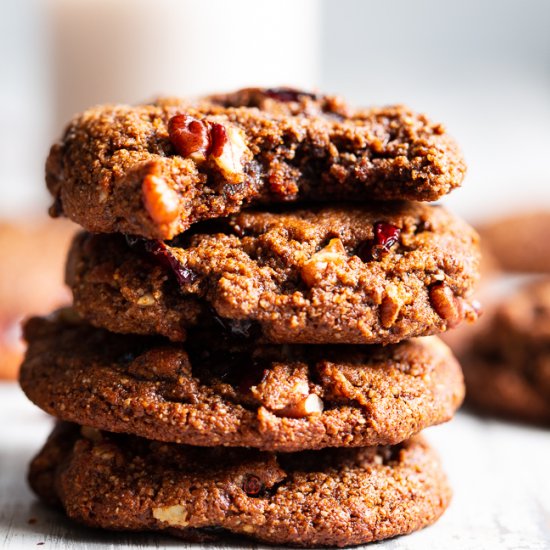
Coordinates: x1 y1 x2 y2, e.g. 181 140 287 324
1 0 549 222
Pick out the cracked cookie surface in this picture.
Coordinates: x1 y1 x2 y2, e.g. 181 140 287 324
30 423 451 547
20 312 464 451
67 203 480 344
47 88 466 239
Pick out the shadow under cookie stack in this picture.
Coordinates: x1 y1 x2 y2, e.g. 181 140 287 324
20 88 480 547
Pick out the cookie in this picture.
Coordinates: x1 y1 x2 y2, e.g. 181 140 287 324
30 423 451 547
20 312 464 451
479 211 550 273
461 279 550 424
67 203 481 345
0 218 75 379
47 88 466 240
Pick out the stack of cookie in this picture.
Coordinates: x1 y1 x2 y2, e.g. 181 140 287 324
20 88 480 547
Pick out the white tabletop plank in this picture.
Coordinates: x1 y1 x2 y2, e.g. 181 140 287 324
1 382 549 550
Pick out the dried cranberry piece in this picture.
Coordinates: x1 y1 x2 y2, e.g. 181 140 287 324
263 87 318 102
356 222 401 262
243 474 263 496
168 114 211 157
144 240 197 285
208 123 228 158
374 222 401 249
125 235 197 285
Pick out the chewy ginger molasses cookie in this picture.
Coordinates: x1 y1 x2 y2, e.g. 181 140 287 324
30 423 451 547
47 88 466 240
67 203 481 344
20 311 464 451
461 279 550 424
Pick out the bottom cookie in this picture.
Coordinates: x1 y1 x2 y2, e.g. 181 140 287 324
30 424 451 548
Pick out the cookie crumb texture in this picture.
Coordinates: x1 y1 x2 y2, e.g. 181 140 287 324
20 314 464 451
68 203 480 344
462 279 550 424
47 88 466 240
30 424 451 547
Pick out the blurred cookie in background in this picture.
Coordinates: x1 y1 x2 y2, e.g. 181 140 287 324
479 211 550 273
444 211 550 424
460 279 550 424
0 218 75 380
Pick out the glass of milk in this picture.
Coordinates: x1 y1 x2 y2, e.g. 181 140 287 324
49 0 321 134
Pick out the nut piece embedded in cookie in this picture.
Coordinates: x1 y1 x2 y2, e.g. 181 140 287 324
429 282 463 327
279 394 324 418
168 114 250 183
380 287 404 328
249 363 324 418
168 114 211 160
153 504 189 528
142 173 179 225
301 238 348 286
210 124 249 183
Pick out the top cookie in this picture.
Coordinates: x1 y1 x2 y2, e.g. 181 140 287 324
47 87 466 239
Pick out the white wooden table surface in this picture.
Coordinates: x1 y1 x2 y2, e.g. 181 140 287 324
1 382 549 550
